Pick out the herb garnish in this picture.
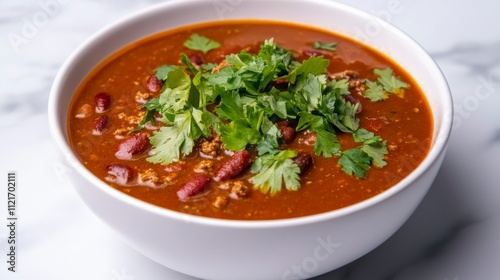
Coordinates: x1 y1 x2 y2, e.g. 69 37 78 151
183 33 221 54
137 35 407 194
363 68 410 101
313 41 337 51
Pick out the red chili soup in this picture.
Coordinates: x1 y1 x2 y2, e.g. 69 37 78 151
68 20 433 220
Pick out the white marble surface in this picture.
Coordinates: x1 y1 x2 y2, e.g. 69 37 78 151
1 0 499 279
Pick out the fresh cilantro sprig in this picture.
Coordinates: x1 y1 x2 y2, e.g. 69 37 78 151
363 68 410 101
337 129 388 178
312 41 337 51
184 33 221 54
148 108 210 164
249 150 301 195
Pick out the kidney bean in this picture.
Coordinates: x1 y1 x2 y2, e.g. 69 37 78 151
115 133 149 160
189 53 204 66
177 175 211 201
93 115 108 135
293 153 313 174
343 94 362 114
107 164 135 185
146 75 163 93
95 92 111 113
277 122 296 144
213 150 252 182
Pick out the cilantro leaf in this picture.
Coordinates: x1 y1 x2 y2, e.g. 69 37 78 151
338 148 371 178
287 56 329 84
293 73 326 111
313 41 337 51
155 65 176 81
158 67 193 116
148 110 198 164
363 80 386 101
220 120 261 151
354 129 388 168
135 97 160 131
374 68 410 94
180 53 200 75
296 111 325 131
250 150 300 195
215 91 245 121
256 119 281 155
184 33 221 54
257 94 288 119
314 129 340 157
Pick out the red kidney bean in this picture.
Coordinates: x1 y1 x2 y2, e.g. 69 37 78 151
146 75 163 93
213 150 252 182
107 164 135 185
343 94 362 114
95 92 111 113
277 122 296 144
93 115 108 134
293 153 313 174
177 175 211 201
189 53 204 66
115 133 149 160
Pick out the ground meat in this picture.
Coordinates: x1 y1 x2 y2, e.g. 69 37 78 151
297 130 317 146
328 70 359 81
135 90 151 104
200 135 222 158
212 195 229 209
229 181 250 199
113 127 134 139
193 160 215 174
328 70 366 94
138 168 161 186
117 111 145 125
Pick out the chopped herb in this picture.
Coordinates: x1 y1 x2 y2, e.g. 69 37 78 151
250 150 301 195
184 33 221 54
137 38 403 194
312 41 337 51
354 128 388 168
374 68 410 95
338 148 371 178
134 97 160 131
362 68 410 101
155 65 176 81
363 80 386 101
147 108 210 164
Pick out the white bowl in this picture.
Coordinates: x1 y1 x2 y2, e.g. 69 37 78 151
48 0 453 279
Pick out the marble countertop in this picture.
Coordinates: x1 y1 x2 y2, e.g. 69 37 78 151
1 0 499 279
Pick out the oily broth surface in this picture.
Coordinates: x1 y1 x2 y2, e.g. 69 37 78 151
68 21 433 220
